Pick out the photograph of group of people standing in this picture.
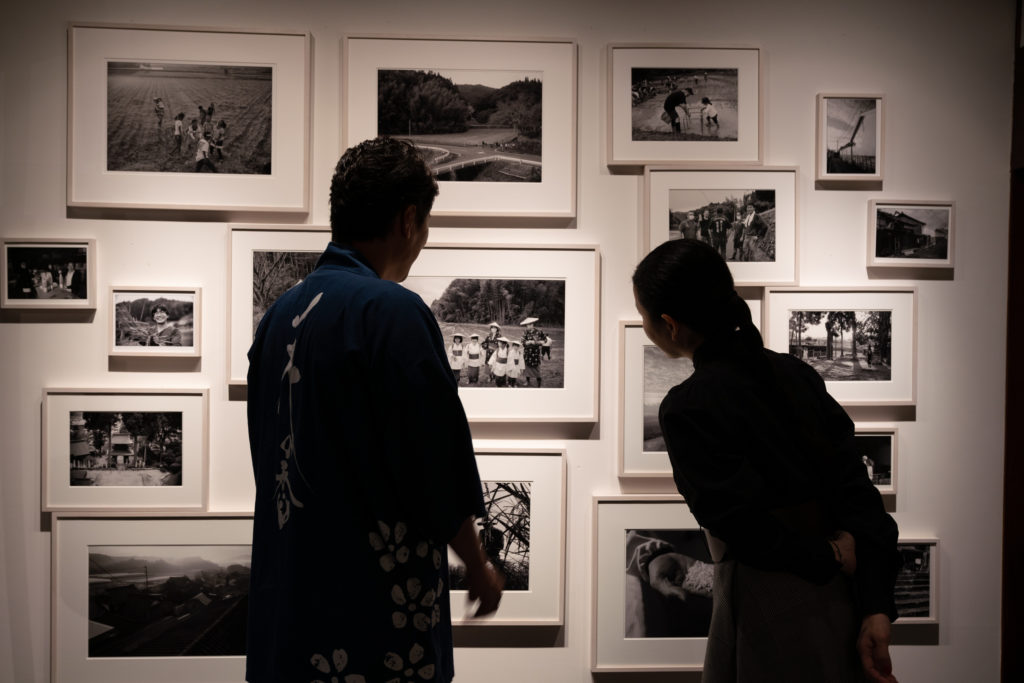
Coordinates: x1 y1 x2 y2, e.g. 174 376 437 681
446 317 553 388
668 189 776 263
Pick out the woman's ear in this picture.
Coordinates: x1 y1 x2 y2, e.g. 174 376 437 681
660 313 682 342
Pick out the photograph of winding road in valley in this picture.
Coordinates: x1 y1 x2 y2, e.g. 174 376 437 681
378 68 542 182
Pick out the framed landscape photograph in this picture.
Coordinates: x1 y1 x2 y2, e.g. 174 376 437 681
868 200 955 269
449 448 565 625
644 166 797 285
592 495 710 672
607 44 762 168
228 225 330 385
816 93 884 184
894 538 939 625
1 237 95 310
68 24 310 212
404 244 599 421
109 286 200 357
42 388 208 511
343 35 577 219
764 288 917 406
52 515 251 683
854 423 898 495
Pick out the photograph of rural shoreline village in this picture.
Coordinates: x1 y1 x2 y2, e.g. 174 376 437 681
378 68 542 182
69 411 183 487
788 310 892 382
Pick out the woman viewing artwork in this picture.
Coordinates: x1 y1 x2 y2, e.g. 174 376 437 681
632 238 900 683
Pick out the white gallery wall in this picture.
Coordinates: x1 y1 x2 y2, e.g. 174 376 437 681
0 0 1011 681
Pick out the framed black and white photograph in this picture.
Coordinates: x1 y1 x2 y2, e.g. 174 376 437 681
764 288 917 406
406 244 599 422
68 24 310 212
608 44 761 168
592 495 709 672
449 448 565 625
110 287 200 357
868 200 955 269
854 424 898 495
228 225 330 386
1 237 96 310
343 36 576 219
52 515 251 683
894 538 938 625
43 388 208 511
816 94 884 184
644 167 797 285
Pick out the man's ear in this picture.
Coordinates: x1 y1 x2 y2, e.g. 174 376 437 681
400 204 417 238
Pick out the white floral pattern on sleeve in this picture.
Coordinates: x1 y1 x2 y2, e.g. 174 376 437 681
310 648 366 683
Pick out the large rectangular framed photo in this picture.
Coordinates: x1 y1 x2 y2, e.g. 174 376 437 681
1 237 96 310
110 286 201 357
343 35 577 219
869 199 955 269
52 515 251 683
608 44 761 168
764 288 917 406
42 388 209 512
644 166 797 285
449 448 565 625
592 495 711 672
816 93 884 184
68 24 310 212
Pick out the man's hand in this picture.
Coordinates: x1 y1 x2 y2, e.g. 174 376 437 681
858 613 898 682
832 530 857 576
646 552 696 601
464 560 505 617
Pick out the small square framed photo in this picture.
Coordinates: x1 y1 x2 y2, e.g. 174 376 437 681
816 94 884 184
110 287 200 357
607 44 762 169
52 515 251 683
894 538 939 625
763 288 917 406
42 388 209 512
1 237 95 310
644 166 797 286
854 423 898 495
449 448 565 625
592 495 711 672
868 200 955 269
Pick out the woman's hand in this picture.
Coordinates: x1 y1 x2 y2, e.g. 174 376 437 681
858 613 898 682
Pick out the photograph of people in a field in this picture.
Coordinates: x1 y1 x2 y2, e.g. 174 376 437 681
403 276 565 388
69 411 183 487
377 68 542 182
113 292 195 348
825 98 877 175
874 205 950 260
668 189 776 262
631 67 738 141
853 433 893 487
641 345 693 452
450 481 531 591
88 544 250 657
5 245 87 300
250 250 320 334
788 310 892 382
107 61 272 174
625 528 713 638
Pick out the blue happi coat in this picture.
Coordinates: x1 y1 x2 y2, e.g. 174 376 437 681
246 243 484 683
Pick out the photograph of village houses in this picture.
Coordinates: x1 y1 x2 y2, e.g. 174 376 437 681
873 204 951 261
69 411 183 486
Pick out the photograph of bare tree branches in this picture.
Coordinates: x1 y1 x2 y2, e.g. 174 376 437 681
451 481 531 591
250 250 320 334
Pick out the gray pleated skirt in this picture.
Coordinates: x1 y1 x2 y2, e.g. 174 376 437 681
703 561 867 683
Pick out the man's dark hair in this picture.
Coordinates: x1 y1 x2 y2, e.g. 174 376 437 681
329 137 439 243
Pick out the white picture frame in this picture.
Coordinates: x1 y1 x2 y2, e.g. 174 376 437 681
592 495 710 672
109 286 201 358
868 199 955 269
449 448 565 625
607 44 762 169
644 166 797 286
51 515 251 683
343 35 577 220
894 537 939 625
854 423 899 495
42 388 209 512
67 23 310 212
1 237 96 310
763 287 917 406
815 93 884 184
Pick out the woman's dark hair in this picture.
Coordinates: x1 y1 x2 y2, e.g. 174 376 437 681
632 238 761 351
329 137 439 244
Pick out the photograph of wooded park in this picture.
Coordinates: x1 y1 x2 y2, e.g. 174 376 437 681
69 411 183 487
378 68 542 181
788 310 892 381
107 62 272 174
